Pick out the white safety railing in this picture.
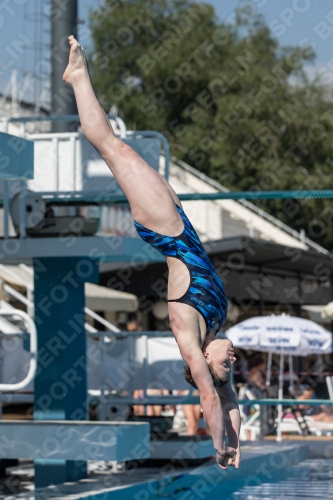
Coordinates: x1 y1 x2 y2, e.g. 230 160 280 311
0 114 127 139
0 265 193 408
0 264 34 316
0 265 181 412
0 309 37 391
0 114 127 240
0 263 117 338
84 329 196 408
0 272 198 416
0 114 171 240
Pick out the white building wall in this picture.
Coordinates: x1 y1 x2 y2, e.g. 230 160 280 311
166 159 307 249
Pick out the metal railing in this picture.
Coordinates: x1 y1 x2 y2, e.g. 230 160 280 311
0 114 127 138
0 309 37 391
127 130 170 180
0 113 327 252
0 265 154 417
172 157 328 255
0 268 191 407
1 263 331 414
0 114 170 239
1 301 332 443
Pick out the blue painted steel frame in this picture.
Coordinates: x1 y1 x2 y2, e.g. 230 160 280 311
33 257 99 487
0 132 34 179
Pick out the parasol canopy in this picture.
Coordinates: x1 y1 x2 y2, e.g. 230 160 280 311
225 314 332 356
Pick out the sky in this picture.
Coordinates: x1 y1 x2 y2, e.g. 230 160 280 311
1 0 333 107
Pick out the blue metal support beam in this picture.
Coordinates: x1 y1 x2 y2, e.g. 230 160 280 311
33 257 99 487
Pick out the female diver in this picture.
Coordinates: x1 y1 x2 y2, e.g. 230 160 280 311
63 36 241 469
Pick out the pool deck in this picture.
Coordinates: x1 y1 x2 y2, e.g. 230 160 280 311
1 440 313 500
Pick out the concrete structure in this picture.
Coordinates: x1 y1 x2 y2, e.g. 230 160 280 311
0 128 156 489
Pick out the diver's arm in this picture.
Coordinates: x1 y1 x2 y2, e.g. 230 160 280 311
217 382 241 468
176 335 235 468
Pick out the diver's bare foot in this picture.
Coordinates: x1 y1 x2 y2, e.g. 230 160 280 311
63 35 87 87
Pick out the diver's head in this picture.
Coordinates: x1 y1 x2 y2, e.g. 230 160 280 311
183 338 236 389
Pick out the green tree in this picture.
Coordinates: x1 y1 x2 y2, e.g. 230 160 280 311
89 0 333 250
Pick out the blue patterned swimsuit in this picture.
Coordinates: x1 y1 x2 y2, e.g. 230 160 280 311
133 204 228 334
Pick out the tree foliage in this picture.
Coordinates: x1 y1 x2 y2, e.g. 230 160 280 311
89 0 333 250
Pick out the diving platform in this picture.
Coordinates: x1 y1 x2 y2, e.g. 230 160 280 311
0 235 163 265
0 420 150 462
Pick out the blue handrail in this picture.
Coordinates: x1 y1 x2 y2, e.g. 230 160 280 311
16 189 333 208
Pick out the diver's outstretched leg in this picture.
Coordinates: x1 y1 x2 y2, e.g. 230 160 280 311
63 36 182 235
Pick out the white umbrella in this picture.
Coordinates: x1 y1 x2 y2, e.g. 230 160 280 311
226 313 332 355
226 314 332 441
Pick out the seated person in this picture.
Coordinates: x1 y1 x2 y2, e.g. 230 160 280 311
242 355 267 425
247 355 267 395
297 385 333 422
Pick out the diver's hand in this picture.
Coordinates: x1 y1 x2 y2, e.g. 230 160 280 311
232 445 241 469
216 447 236 469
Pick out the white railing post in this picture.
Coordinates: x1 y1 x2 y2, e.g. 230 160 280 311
52 137 59 191
71 136 76 191
19 122 26 138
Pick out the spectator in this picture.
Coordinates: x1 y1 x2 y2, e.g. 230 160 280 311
182 389 202 435
133 388 170 417
247 355 267 394
233 352 249 384
297 385 333 422
127 312 141 331
243 355 267 437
